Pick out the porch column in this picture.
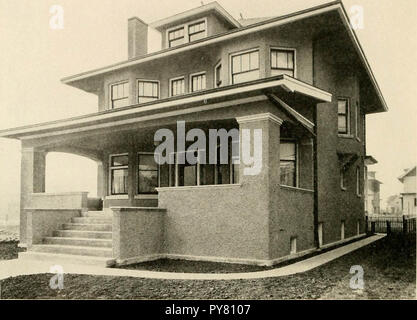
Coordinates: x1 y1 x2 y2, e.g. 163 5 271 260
236 113 283 189
97 161 105 199
20 147 46 246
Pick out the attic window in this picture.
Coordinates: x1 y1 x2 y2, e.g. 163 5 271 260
188 20 206 42
168 27 185 48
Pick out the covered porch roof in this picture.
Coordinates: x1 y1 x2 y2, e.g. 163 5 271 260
0 75 331 142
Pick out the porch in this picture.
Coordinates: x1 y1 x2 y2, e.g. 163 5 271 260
2 76 332 266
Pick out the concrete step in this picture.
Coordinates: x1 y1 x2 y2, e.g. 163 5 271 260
62 223 112 232
43 237 112 248
18 251 115 267
53 230 112 239
31 244 113 257
72 217 112 224
82 211 112 218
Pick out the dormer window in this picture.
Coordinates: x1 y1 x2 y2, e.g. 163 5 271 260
188 20 206 42
166 18 208 48
168 27 185 48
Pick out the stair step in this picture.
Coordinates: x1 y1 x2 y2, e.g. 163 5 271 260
72 217 112 224
18 251 115 267
82 211 112 218
31 244 113 257
44 237 112 248
63 223 112 232
53 230 112 239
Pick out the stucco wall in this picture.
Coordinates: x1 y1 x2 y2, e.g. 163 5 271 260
112 207 165 262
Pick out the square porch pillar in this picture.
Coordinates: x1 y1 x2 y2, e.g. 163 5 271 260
236 113 283 190
20 147 46 246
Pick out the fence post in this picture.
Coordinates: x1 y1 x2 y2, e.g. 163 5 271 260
386 220 391 235
403 215 408 234
371 221 375 234
365 216 368 234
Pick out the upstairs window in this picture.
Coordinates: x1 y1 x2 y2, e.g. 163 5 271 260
111 82 129 108
231 49 260 84
188 20 206 42
338 98 350 134
340 166 347 190
214 62 222 87
190 72 206 92
168 27 185 48
109 154 129 195
137 80 159 103
170 77 185 96
271 48 295 77
280 141 297 187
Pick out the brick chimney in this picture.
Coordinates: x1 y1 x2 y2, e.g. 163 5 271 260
128 17 148 59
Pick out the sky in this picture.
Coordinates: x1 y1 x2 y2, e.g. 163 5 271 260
0 0 416 223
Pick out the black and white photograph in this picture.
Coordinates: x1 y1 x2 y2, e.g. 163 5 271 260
0 0 415 308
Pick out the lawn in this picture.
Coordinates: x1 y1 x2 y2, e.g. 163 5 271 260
0 234 415 299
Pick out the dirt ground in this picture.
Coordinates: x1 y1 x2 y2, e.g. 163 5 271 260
0 234 415 299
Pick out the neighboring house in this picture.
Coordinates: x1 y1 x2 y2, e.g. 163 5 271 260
364 156 382 215
398 166 417 216
0 1 388 267
386 194 402 215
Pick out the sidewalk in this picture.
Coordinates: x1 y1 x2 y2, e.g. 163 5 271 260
0 234 385 281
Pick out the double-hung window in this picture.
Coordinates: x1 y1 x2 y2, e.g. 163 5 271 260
271 48 295 77
338 98 349 134
110 82 129 108
110 154 129 195
137 153 159 194
168 27 185 48
137 80 159 103
188 20 206 42
280 141 297 187
230 49 260 84
170 77 185 96
190 72 206 92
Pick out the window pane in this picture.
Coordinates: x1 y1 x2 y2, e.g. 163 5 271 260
171 79 185 96
280 161 296 186
200 164 215 185
241 53 250 72
111 155 128 167
280 142 296 161
169 37 184 47
113 98 129 108
277 51 288 68
232 69 260 84
112 85 118 99
338 115 347 133
217 164 230 184
232 55 241 73
191 74 206 92
138 154 158 170
287 51 294 69
143 82 153 96
250 51 259 69
159 164 170 187
338 100 347 114
178 163 197 186
138 170 158 194
111 169 128 194
123 83 129 97
189 32 205 42
271 51 277 68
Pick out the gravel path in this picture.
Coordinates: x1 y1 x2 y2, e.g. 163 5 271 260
0 234 414 299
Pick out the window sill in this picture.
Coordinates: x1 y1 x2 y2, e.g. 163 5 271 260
280 185 314 193
134 194 158 200
156 184 241 192
106 195 129 200
338 134 354 139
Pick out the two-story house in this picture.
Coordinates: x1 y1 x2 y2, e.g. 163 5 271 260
398 166 416 216
0 1 388 267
